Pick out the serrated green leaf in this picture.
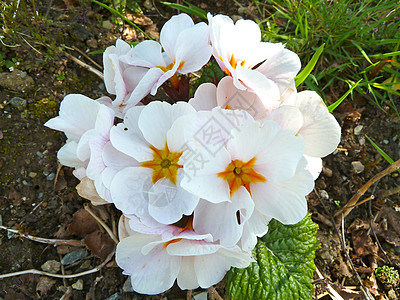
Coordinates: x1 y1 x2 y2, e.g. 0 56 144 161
226 214 319 300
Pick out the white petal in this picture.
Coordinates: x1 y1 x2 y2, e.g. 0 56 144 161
240 209 271 251
304 155 323 180
147 176 199 224
194 246 252 288
116 235 181 295
167 239 221 256
177 257 199 290
265 105 303 132
291 91 341 157
57 141 86 168
251 159 314 224
188 83 218 111
255 121 305 182
235 66 280 104
175 23 212 73
110 167 155 224
44 94 100 138
160 13 194 60
122 40 165 68
102 141 138 170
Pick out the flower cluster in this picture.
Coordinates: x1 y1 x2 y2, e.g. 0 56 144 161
45 13 341 295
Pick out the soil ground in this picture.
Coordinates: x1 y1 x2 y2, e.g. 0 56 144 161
1 1 400 299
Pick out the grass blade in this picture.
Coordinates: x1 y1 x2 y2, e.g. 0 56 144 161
365 135 400 172
328 79 362 112
91 0 152 40
161 1 207 19
295 43 325 87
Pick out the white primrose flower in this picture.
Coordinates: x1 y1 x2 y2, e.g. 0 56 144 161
109 101 199 225
208 13 300 100
44 94 112 180
265 91 341 179
116 14 212 114
116 215 253 295
179 108 314 250
189 76 280 119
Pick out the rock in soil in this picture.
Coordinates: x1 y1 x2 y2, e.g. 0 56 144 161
0 69 34 92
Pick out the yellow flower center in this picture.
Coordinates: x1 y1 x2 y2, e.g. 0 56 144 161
141 143 183 184
157 61 185 89
217 157 266 196
220 54 246 76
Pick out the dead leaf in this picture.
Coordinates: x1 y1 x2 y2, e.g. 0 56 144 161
36 277 56 298
67 209 98 237
76 177 109 206
9 188 22 206
374 206 400 246
84 229 114 261
125 13 153 26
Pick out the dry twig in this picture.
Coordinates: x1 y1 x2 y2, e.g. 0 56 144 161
84 204 119 244
335 158 400 220
315 267 344 300
63 52 104 80
0 225 82 246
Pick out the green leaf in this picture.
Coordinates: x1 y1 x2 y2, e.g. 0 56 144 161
161 1 207 19
327 79 361 112
226 214 319 300
295 44 325 87
365 135 400 174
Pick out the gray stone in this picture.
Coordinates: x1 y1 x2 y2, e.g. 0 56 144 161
194 292 208 300
46 173 55 181
72 279 83 290
354 125 363 135
102 20 113 30
41 260 61 273
61 249 88 265
122 277 133 292
70 24 92 42
86 39 98 49
105 293 122 300
351 161 365 174
9 97 27 111
319 190 329 199
0 69 34 92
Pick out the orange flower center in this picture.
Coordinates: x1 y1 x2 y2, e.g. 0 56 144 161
157 61 185 89
141 143 183 184
217 157 266 196
163 215 194 248
220 54 246 76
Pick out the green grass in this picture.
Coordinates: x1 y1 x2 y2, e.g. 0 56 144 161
253 0 400 112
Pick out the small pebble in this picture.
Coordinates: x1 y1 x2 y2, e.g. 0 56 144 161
0 214 2 226
194 292 208 300
41 260 61 273
43 170 49 176
351 161 365 174
29 172 37 178
102 20 113 30
383 139 389 144
7 231 15 239
61 249 88 265
238 7 246 15
9 97 27 111
319 190 329 199
46 173 55 181
322 167 333 177
36 151 44 158
72 279 83 290
359 137 365 145
86 39 98 49
98 82 105 91
231 15 243 23
38 192 44 199
354 125 363 135
22 180 31 186
122 277 133 292
105 293 122 300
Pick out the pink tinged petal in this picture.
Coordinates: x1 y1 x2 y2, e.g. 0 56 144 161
167 239 221 256
240 209 271 251
86 136 107 181
227 121 276 162
94 105 115 136
217 77 267 120
116 235 181 295
265 105 303 132
123 66 148 91
256 48 301 92
181 147 231 204
95 96 113 107
304 154 323 180
118 214 136 240
124 67 165 110
235 66 281 105
193 187 254 247
292 91 341 157
127 214 173 237
57 141 86 168
76 129 98 162
255 121 305 182
194 247 253 288
160 13 195 60
72 167 86 180
174 23 212 74
44 94 100 138
166 103 196 152
110 167 154 221
122 40 165 68
251 159 314 224
177 257 199 290
147 176 199 224
188 83 218 111
101 166 118 190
